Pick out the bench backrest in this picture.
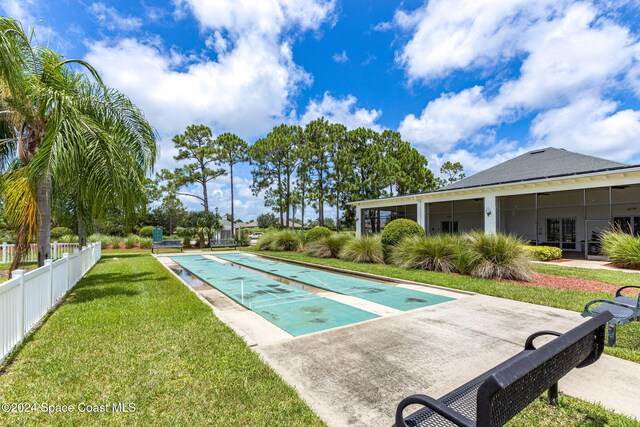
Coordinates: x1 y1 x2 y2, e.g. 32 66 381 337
476 311 612 426
153 240 182 247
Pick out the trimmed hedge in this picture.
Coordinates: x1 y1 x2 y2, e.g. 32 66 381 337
381 219 424 246
524 245 562 261
139 226 154 238
305 226 333 242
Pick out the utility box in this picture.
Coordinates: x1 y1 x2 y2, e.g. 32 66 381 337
152 226 163 243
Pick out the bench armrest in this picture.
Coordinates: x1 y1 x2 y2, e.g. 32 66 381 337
524 330 562 350
615 286 640 308
583 299 633 316
395 394 476 427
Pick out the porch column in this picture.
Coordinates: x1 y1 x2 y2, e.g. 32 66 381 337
355 206 362 238
416 202 426 234
484 195 498 234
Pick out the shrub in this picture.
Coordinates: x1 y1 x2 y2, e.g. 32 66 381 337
269 230 303 251
391 234 460 273
305 226 333 242
58 234 79 243
139 226 154 238
256 231 279 250
465 232 532 281
108 235 123 249
234 229 250 246
124 234 140 249
304 234 353 258
601 231 640 268
381 219 424 246
339 235 385 264
524 245 562 261
51 227 74 239
139 238 152 249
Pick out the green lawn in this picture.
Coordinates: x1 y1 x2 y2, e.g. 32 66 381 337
242 248 640 364
0 252 323 426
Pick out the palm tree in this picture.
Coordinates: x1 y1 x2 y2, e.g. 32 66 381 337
0 18 157 266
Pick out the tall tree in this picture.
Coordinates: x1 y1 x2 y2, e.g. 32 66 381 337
381 130 436 196
0 18 156 266
250 124 300 227
327 123 348 230
163 124 223 213
215 133 248 236
300 118 333 227
439 161 466 186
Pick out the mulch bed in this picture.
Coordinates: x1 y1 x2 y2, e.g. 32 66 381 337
508 273 619 293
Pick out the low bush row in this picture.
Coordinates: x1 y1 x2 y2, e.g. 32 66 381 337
255 222 534 281
524 245 563 261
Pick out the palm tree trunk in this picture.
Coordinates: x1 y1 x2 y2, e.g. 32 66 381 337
230 163 235 237
77 212 87 248
36 174 52 267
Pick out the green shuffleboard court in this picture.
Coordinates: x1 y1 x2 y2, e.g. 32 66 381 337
170 255 378 336
216 253 455 311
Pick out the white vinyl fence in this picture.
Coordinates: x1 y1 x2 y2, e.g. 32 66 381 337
0 242 101 361
1 242 80 264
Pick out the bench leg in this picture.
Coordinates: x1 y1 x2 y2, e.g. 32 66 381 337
548 383 558 405
607 323 617 347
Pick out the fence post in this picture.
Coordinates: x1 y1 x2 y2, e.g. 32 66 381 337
53 241 58 260
73 249 79 284
45 259 53 308
63 253 70 291
14 269 25 338
2 242 6 264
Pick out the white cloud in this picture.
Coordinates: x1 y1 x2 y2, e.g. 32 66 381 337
395 0 564 82
174 0 335 38
300 92 383 131
88 3 143 31
1 0 56 41
394 0 640 162
531 96 640 162
399 86 498 151
332 50 348 63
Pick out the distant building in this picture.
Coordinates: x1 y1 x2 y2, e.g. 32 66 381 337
349 147 640 259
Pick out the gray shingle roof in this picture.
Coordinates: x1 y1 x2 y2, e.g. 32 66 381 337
442 147 628 191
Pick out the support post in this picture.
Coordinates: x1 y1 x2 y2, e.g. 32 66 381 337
2 242 6 264
548 383 559 405
355 206 362 238
484 195 498 234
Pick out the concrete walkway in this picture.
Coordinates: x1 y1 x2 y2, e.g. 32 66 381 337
536 258 640 273
258 296 640 426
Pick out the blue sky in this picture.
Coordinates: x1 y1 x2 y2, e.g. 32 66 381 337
2 0 640 221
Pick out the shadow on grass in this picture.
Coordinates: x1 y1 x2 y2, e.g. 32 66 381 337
77 271 157 287
66 286 141 304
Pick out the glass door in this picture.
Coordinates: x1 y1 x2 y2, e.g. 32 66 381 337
561 218 576 249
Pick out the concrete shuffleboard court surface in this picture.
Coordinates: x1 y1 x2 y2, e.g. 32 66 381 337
170 255 378 336
216 253 455 311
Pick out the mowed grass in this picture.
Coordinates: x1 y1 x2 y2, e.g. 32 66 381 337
243 249 640 364
0 252 324 426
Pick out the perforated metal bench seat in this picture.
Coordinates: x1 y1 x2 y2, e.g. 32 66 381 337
395 311 612 427
583 285 640 346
